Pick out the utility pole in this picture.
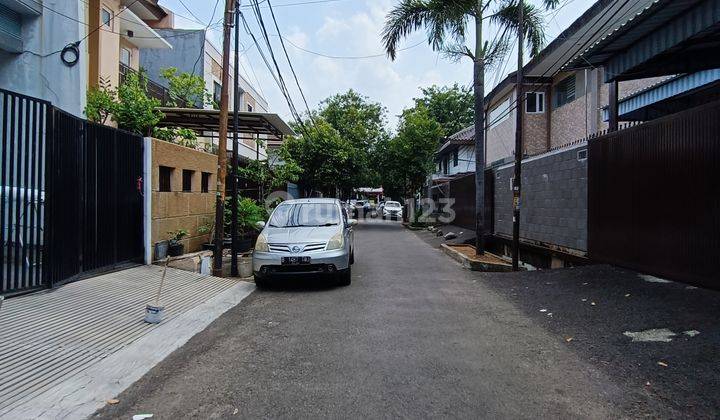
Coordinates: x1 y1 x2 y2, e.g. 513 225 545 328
213 0 236 277
473 0 486 255
512 0 524 271
230 0 241 277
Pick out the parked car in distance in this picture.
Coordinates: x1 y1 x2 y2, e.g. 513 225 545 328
383 201 402 219
253 198 356 288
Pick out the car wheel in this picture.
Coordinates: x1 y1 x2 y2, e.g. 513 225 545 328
349 250 355 265
254 274 270 289
337 266 351 286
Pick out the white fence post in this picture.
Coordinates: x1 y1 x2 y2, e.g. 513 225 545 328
143 137 153 265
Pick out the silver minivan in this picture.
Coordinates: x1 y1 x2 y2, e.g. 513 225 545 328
252 198 356 288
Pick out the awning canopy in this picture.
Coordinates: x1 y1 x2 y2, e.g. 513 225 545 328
564 0 720 82
155 107 296 139
119 8 172 49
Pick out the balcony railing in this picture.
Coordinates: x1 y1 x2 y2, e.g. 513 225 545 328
119 62 190 108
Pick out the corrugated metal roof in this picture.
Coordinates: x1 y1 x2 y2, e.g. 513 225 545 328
602 69 720 120
566 0 719 81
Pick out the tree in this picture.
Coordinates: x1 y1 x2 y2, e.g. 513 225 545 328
382 0 558 253
160 67 212 107
377 104 443 203
113 70 163 135
319 90 389 193
85 77 115 124
283 118 355 197
237 146 303 201
413 84 474 136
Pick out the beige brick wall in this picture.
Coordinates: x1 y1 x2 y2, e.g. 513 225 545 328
151 139 217 253
550 94 590 148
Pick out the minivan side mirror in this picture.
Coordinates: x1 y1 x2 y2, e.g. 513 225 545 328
255 221 266 230
348 219 358 227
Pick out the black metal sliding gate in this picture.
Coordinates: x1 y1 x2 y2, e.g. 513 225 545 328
0 89 49 295
1 88 144 295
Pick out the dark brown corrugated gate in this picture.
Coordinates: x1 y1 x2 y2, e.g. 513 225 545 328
588 100 720 288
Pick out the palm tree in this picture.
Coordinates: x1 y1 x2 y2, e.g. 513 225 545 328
382 0 558 254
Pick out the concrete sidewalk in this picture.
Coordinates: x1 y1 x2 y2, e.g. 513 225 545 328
0 266 254 419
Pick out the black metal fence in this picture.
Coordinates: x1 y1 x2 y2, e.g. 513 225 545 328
45 110 144 287
1 88 144 295
588 100 720 288
0 89 50 295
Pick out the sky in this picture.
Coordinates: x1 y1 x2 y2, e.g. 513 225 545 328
158 0 596 130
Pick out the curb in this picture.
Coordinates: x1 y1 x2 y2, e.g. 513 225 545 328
440 244 514 272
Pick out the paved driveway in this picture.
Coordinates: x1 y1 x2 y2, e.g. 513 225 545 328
94 220 712 419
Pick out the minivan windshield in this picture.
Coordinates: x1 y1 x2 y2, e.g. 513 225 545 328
268 203 341 228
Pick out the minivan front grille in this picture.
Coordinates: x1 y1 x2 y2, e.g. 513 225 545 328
267 242 327 253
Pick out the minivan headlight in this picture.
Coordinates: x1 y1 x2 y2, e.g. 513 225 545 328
255 234 269 252
325 231 344 250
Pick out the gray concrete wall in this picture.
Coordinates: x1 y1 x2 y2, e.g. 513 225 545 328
139 29 205 91
0 0 86 116
493 144 588 253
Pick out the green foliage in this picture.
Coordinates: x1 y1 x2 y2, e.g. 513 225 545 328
112 71 163 135
152 126 176 142
85 78 116 124
376 104 443 199
283 118 355 196
318 90 389 190
152 126 199 149
167 229 189 245
414 84 474 136
224 197 267 235
237 147 302 200
160 67 212 107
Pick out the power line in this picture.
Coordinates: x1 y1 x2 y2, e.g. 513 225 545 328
482 0 640 138
241 0 349 9
192 0 222 76
266 0 316 127
240 10 306 133
278 35 425 60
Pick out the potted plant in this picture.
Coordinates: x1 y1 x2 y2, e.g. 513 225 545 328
225 197 266 253
198 221 215 251
167 229 188 257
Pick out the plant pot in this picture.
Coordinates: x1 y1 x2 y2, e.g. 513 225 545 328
168 242 184 257
239 257 253 278
238 237 253 253
154 240 169 260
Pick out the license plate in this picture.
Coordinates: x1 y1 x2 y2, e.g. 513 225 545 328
281 256 311 265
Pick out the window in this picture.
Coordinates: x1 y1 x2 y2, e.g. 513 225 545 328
443 157 449 174
201 172 211 193
553 75 576 109
213 81 222 106
488 98 511 129
453 149 459 167
101 8 112 28
577 149 588 161
182 169 194 192
247 104 253 112
0 5 22 52
526 91 545 113
159 166 173 192
120 47 131 67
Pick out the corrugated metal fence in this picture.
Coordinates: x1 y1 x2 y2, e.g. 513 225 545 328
588 100 720 287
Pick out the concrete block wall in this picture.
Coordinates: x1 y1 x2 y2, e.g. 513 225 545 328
493 144 588 253
151 139 217 253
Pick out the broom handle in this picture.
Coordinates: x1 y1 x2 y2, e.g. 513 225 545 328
154 257 170 306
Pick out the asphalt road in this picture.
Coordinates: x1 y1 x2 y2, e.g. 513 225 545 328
95 220 678 419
